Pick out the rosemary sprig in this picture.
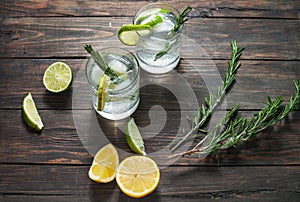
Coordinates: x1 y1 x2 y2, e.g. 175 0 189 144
171 80 300 158
154 6 193 61
171 40 244 151
84 44 121 84
173 6 193 33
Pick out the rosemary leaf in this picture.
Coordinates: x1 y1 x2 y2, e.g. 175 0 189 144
84 44 121 84
154 6 192 61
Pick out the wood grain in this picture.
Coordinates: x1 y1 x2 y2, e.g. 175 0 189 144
1 59 299 110
1 109 300 165
0 165 299 201
1 1 300 200
0 0 299 18
1 17 299 60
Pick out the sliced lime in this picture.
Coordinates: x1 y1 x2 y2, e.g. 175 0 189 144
125 117 146 155
43 62 72 93
135 8 169 25
139 15 163 27
118 24 151 46
22 92 44 131
97 74 112 111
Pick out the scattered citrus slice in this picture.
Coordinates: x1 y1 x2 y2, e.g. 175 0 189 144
118 24 151 46
22 92 44 131
43 62 72 93
125 117 146 155
116 156 160 198
88 144 119 183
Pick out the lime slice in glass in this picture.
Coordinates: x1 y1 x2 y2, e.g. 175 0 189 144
97 74 111 111
43 62 73 93
139 15 163 27
22 92 44 131
125 117 146 155
118 24 151 46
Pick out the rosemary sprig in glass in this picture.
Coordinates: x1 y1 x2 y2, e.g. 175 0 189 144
154 6 193 61
84 44 121 84
171 40 244 151
171 80 300 157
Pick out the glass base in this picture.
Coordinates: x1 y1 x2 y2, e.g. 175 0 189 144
138 57 180 74
95 98 140 120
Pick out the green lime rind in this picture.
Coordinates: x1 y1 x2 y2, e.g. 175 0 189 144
135 8 170 25
97 74 113 111
125 117 146 155
159 8 171 13
22 92 44 131
118 24 151 46
144 15 163 27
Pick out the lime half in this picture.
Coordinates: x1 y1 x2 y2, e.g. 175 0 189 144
125 117 146 155
43 62 72 93
22 92 44 131
118 24 151 46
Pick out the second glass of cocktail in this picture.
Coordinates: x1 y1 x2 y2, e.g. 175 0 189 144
134 3 183 74
85 46 140 120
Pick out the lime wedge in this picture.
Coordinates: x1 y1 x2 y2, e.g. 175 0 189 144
22 92 44 131
125 117 146 155
43 62 72 93
118 24 151 46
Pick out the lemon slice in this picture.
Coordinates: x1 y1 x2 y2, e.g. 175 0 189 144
118 24 151 46
125 117 146 155
88 144 119 183
116 156 160 198
22 92 44 131
43 62 72 93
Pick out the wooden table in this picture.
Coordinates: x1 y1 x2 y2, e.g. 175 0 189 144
1 0 300 201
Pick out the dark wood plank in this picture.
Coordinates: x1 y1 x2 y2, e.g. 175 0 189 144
0 59 299 110
0 165 299 201
1 109 300 165
1 17 299 60
0 0 298 19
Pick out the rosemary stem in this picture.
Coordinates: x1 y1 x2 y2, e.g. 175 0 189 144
170 80 300 158
171 40 244 152
171 88 224 151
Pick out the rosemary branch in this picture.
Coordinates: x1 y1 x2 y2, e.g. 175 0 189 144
154 6 192 61
171 40 244 151
173 6 193 33
84 44 121 84
171 80 300 158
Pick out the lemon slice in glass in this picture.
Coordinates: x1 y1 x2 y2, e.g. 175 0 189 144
22 92 44 131
43 62 72 93
125 117 146 155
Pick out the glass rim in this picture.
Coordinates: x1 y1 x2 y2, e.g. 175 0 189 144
85 47 139 94
133 2 181 38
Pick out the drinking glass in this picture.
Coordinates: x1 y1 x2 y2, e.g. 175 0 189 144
86 48 140 120
134 3 182 74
